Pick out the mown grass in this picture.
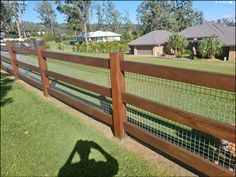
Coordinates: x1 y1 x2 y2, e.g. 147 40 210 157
48 41 235 75
0 73 173 176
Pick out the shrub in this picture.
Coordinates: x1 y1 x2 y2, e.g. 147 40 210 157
57 43 64 51
44 34 55 42
184 49 192 57
55 36 62 43
167 33 188 57
198 36 224 59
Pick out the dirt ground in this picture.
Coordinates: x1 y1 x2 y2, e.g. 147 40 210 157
1 70 197 176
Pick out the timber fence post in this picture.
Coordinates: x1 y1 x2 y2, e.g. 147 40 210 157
7 41 19 79
109 52 127 139
34 40 49 96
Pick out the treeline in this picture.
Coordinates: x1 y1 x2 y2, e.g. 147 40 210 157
1 0 235 40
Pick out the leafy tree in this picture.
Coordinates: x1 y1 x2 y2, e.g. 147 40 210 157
12 1 27 38
95 3 104 30
167 33 188 57
103 1 122 33
137 0 203 34
122 9 133 34
198 36 224 59
171 0 203 31
0 1 15 35
0 1 27 37
35 1 56 35
57 1 92 52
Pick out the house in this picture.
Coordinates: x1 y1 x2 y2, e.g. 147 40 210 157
78 31 121 43
180 23 235 60
128 30 172 56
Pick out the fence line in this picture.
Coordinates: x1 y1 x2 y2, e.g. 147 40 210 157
0 40 235 176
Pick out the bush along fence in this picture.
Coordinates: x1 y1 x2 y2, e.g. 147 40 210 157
0 40 235 176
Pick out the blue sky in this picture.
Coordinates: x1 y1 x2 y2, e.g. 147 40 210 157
22 1 235 24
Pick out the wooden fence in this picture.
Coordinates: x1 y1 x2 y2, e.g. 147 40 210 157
0 40 235 176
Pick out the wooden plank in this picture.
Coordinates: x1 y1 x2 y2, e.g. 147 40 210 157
124 122 235 177
45 70 111 98
16 61 40 72
18 74 42 90
109 52 127 139
12 47 36 55
35 46 49 96
121 61 235 92
42 51 109 68
1 66 13 75
0 46 8 51
0 56 11 64
7 41 19 79
123 93 235 143
48 87 112 125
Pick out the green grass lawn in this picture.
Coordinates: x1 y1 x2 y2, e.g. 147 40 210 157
48 41 235 75
1 73 173 176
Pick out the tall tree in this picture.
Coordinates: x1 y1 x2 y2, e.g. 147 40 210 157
122 9 133 34
103 1 122 32
35 1 56 35
12 1 27 38
57 0 91 52
171 0 203 31
95 3 104 30
0 1 27 37
137 0 204 34
0 1 15 35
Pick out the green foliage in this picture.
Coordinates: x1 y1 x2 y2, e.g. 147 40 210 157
75 41 129 54
184 50 193 57
55 36 62 43
57 43 64 51
167 33 188 57
198 36 224 59
35 1 56 35
137 1 203 33
44 34 55 41
120 32 133 44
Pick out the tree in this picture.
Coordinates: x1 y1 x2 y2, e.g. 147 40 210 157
137 0 204 34
167 33 188 57
12 1 27 38
103 1 122 32
122 9 133 34
35 1 56 35
0 1 15 35
57 1 92 52
198 36 224 59
171 0 203 31
0 1 27 38
95 3 104 30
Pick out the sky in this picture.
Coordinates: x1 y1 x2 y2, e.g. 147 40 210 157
22 1 236 24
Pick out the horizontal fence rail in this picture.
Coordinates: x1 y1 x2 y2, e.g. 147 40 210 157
123 93 235 143
16 61 40 72
13 47 36 56
48 87 112 125
121 60 235 92
1 40 235 177
45 70 112 98
42 51 110 68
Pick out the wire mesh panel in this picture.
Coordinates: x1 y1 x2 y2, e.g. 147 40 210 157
125 72 236 172
49 79 112 116
125 72 235 124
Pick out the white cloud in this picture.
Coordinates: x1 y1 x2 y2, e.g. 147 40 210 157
214 1 233 4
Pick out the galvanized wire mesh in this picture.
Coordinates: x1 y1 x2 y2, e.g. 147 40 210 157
125 72 235 124
125 72 236 172
49 79 112 116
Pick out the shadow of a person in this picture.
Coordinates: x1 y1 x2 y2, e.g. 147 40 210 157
58 140 118 177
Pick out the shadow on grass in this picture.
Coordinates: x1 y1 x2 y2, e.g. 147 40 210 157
58 140 118 177
0 72 14 107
